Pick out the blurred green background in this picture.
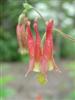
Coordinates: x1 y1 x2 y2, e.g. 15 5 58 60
0 0 75 61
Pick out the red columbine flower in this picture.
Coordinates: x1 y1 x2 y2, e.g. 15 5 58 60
25 21 35 77
33 19 42 72
40 20 61 79
16 16 28 55
40 20 54 77
25 19 60 84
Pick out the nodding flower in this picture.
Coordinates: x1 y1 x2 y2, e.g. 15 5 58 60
25 21 35 77
16 16 28 55
25 18 61 84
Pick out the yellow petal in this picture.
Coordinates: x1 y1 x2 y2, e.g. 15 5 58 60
33 62 40 72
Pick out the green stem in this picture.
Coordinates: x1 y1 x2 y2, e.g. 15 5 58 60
23 3 75 42
23 3 46 23
41 32 46 43
41 32 46 48
33 8 46 23
54 28 75 42
41 28 75 43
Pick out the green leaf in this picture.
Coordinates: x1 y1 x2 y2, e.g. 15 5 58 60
64 91 75 100
0 76 14 85
0 88 15 98
21 54 29 64
65 61 75 70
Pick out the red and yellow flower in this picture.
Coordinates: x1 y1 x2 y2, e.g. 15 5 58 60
25 18 61 84
16 16 28 55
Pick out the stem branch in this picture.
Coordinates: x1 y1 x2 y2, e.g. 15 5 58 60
54 28 75 42
41 28 75 43
33 8 46 23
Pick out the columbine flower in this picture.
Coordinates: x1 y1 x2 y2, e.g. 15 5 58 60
25 21 35 77
16 15 28 55
25 19 60 84
25 19 43 77
40 20 61 78
33 19 42 72
16 1 75 86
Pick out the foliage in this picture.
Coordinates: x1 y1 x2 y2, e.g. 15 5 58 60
0 27 20 61
65 61 75 78
65 61 75 70
0 64 15 99
0 87 15 99
20 54 29 64
0 76 14 85
64 91 75 100
0 75 15 99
